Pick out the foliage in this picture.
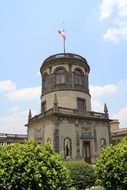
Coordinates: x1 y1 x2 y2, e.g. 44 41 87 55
64 160 96 190
89 187 105 190
96 139 127 190
0 141 71 190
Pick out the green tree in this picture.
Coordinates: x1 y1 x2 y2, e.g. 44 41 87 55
96 139 127 190
64 161 96 190
0 141 71 190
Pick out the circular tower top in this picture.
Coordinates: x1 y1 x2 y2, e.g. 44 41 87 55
40 53 90 96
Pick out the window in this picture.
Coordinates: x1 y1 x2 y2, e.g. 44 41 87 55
77 98 86 111
43 73 48 88
41 101 46 113
74 68 84 85
55 67 66 84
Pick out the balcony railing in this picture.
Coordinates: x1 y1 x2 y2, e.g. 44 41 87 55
30 106 108 122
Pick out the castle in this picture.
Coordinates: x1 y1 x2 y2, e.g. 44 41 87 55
26 53 111 164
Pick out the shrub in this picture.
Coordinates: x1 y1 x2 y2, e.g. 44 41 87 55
0 141 71 190
64 161 96 190
89 187 105 190
96 139 127 190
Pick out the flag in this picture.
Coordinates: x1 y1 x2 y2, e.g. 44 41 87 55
58 30 66 40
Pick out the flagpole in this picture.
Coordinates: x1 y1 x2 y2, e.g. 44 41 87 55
62 21 65 53
58 29 66 53
63 37 65 53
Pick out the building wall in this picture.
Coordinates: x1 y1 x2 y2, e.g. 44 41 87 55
41 90 91 111
110 119 119 132
0 133 27 144
95 122 110 155
51 116 110 163
28 118 55 149
44 120 55 149
58 120 77 159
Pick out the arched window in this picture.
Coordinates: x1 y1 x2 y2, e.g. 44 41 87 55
55 67 66 84
43 72 48 88
74 68 84 85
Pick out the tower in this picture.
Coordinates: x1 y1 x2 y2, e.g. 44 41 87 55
27 53 111 164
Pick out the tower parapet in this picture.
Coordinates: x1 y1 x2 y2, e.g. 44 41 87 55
40 53 91 112
40 53 90 95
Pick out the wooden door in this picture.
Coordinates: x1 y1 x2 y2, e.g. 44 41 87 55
83 141 91 163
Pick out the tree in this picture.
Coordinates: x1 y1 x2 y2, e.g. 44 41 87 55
65 161 96 190
96 139 127 190
0 141 71 190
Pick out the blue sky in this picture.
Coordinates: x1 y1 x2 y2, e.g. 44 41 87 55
0 0 127 134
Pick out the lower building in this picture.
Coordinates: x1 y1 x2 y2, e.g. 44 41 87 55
110 120 127 145
0 133 27 144
27 104 111 164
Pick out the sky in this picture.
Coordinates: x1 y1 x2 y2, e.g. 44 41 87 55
0 0 127 134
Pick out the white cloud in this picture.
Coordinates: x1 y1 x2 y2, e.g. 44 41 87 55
0 80 41 101
7 86 41 101
90 83 119 113
118 0 127 17
0 107 38 134
0 80 41 134
91 99 104 112
90 84 119 97
37 71 41 76
0 112 27 134
100 0 127 42
100 0 127 19
103 26 127 42
0 80 15 92
90 80 127 128
99 0 116 19
112 105 127 128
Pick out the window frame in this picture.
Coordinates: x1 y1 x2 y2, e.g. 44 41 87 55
77 97 86 111
74 68 84 86
54 67 66 85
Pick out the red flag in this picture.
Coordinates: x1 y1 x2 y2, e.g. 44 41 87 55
58 30 66 40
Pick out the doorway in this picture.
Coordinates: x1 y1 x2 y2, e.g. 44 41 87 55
82 141 91 163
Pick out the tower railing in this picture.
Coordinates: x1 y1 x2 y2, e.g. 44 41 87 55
30 106 109 122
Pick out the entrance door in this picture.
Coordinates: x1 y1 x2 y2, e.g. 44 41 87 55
82 141 91 163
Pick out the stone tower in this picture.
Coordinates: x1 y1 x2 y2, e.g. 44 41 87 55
27 53 111 164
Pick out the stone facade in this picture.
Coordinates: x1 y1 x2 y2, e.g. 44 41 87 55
110 120 127 145
0 133 27 144
26 53 111 164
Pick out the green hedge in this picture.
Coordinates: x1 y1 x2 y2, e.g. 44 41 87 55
0 141 71 190
64 161 96 190
96 139 127 190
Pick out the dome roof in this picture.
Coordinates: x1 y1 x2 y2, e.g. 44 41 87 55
40 53 90 73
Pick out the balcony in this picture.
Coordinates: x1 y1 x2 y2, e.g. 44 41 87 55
30 106 109 123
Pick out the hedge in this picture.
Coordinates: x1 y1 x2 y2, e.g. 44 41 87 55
0 141 71 190
96 139 127 190
64 161 96 190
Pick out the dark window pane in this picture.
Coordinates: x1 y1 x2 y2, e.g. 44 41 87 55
41 101 46 112
77 98 86 111
55 68 65 84
74 69 83 85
